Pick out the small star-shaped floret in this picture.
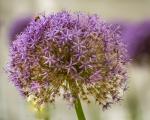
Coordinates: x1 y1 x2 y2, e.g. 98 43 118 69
43 54 55 67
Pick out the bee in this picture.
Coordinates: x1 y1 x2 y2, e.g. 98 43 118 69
34 16 40 22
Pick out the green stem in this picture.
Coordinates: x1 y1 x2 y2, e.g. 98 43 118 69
43 105 50 120
67 78 86 120
74 97 86 120
36 105 50 120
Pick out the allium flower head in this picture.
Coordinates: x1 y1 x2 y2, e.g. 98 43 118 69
7 11 128 109
123 21 150 62
8 16 32 43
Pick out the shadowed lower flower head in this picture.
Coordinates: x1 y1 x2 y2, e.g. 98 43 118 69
7 11 128 109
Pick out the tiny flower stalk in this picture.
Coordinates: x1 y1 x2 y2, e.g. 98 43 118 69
35 105 50 120
28 97 51 120
7 11 129 120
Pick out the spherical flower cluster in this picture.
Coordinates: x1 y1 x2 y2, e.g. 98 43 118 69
123 21 150 63
7 11 128 109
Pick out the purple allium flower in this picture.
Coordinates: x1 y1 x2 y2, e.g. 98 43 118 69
123 21 150 63
7 11 128 109
8 16 32 43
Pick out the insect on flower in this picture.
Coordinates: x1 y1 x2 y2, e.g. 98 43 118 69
34 16 40 22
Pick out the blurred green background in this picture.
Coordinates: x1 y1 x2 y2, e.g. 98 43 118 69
0 0 150 120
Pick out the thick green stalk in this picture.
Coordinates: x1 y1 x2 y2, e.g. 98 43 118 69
67 78 86 120
74 97 86 120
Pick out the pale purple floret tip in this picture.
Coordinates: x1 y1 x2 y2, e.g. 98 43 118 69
7 11 128 109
